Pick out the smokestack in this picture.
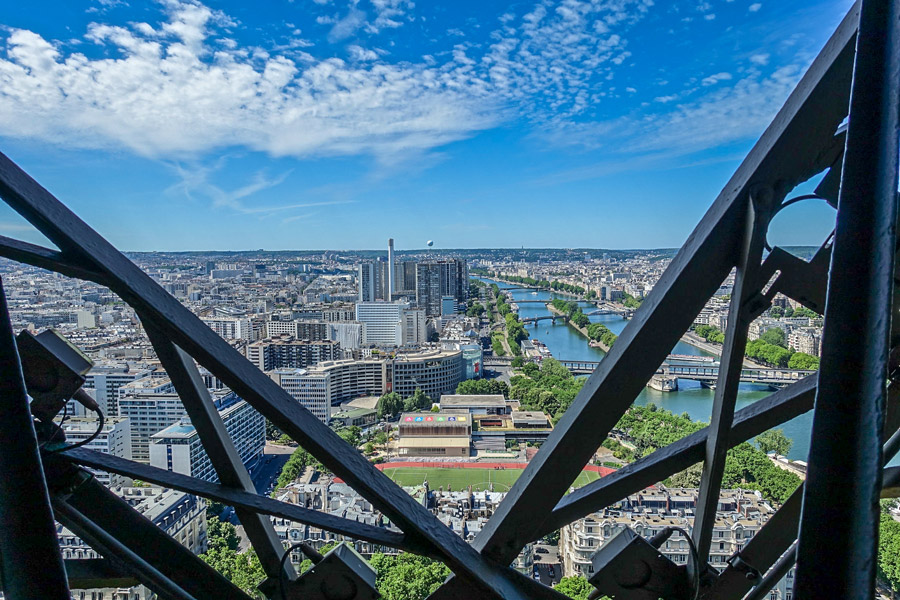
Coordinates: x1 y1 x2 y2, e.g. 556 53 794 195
387 238 395 301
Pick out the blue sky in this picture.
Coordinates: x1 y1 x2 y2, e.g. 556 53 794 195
0 0 850 251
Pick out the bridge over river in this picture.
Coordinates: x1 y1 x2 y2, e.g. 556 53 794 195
557 359 814 389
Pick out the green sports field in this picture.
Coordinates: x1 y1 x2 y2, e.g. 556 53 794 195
382 467 601 492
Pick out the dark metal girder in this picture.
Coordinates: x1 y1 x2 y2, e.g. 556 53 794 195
44 462 251 600
63 559 139 590
693 188 772 566
59 447 421 554
52 497 201 600
456 1 860 575
142 322 292 583
540 374 817 538
0 156 531 600
795 0 900 595
0 278 70 600
0 235 109 286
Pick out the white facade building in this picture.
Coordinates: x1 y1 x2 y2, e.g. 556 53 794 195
356 302 407 346
202 316 254 340
118 391 187 463
149 392 265 482
60 416 133 487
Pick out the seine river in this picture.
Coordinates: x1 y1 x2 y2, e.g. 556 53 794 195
477 277 814 461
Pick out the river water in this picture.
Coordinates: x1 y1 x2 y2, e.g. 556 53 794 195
478 277 814 461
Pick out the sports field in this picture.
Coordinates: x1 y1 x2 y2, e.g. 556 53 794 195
381 466 602 492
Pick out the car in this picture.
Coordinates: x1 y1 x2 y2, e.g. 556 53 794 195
536 547 549 554
533 571 540 580
548 566 555 578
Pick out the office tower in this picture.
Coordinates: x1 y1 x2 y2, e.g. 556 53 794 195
356 302 408 346
415 259 469 316
150 392 265 482
388 238 395 300
358 262 384 302
397 261 418 294
402 308 427 345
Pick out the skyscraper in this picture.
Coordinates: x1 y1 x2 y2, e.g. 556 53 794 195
415 259 468 316
388 238 395 300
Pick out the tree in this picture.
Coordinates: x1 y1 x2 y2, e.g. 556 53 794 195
667 462 704 488
368 553 451 600
768 306 784 318
511 356 525 368
377 392 403 420
555 576 595 600
364 441 375 455
374 431 388 446
265 419 282 440
336 426 362 449
879 512 900 593
207 516 239 552
456 379 510 398
409 388 432 410
201 547 266 596
760 327 787 348
755 429 793 456
788 352 819 370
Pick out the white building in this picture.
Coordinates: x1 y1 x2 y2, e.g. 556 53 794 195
202 316 254 340
118 390 187 463
149 392 265 482
356 302 407 346
402 308 427 345
57 487 207 600
560 487 794 598
328 322 363 350
269 368 333 424
83 362 155 416
60 416 132 487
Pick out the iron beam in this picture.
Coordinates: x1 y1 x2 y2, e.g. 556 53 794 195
61 447 418 553
52 498 200 600
542 374 817 538
693 187 771 566
795 0 900 596
0 277 70 600
45 465 252 600
143 323 292 582
0 235 108 285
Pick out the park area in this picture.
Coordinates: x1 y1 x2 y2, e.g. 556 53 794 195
379 463 607 492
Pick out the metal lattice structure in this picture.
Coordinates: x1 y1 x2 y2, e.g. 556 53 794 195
0 0 898 598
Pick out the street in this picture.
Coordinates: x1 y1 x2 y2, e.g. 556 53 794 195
225 443 292 531
532 543 562 587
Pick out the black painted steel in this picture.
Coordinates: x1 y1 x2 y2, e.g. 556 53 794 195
693 190 771 568
47 466 252 600
795 0 900 596
0 278 70 600
543 374 817 538
61 447 419 553
52 499 201 600
143 322 292 583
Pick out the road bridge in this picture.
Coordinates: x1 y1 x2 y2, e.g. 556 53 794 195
556 359 814 388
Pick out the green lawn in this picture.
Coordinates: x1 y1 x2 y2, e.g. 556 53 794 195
382 467 601 492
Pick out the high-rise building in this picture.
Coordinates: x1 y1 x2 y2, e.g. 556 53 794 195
265 319 329 340
356 302 408 346
387 238 395 300
246 336 340 371
415 260 467 316
402 308 427 345
150 392 265 482
60 416 133 487
358 262 380 302
328 322 363 350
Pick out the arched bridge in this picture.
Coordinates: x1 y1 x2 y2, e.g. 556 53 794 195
520 314 569 325
557 359 815 388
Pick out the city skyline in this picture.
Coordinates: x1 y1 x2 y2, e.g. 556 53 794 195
0 0 849 251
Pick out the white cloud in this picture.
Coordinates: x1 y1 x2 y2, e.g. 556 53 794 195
704 13 716 20
749 3 762 11
750 53 770 65
347 44 379 60
0 0 500 163
701 71 732 86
